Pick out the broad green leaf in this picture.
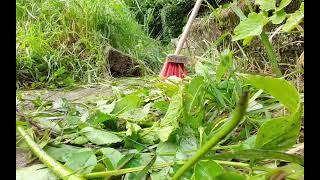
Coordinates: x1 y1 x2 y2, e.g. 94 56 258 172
16 164 58 180
139 124 175 143
150 167 171 180
33 117 62 133
99 148 124 170
279 163 304 179
70 136 89 145
97 101 115 114
184 76 206 128
270 10 287 24
153 100 169 113
241 74 300 112
44 144 80 162
124 153 154 179
212 149 303 165
276 0 293 12
65 148 97 174
112 95 142 114
233 12 269 41
216 49 233 83
282 2 304 32
156 138 178 161
255 106 302 151
194 160 224 180
160 86 183 128
118 103 152 121
81 127 122 145
176 126 198 160
215 172 246 180
256 0 276 11
132 154 157 180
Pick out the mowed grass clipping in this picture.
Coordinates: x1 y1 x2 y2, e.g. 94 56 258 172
16 0 167 89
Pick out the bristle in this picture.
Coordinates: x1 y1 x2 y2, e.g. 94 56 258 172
161 61 188 79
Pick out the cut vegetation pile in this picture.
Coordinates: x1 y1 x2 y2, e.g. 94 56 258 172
16 0 304 179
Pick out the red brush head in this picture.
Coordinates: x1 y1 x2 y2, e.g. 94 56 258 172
160 62 188 78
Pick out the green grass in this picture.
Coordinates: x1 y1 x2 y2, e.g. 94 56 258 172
16 0 167 89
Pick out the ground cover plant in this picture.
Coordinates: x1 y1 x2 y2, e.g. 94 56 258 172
16 0 304 179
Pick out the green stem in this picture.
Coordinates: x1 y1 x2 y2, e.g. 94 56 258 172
172 92 249 180
259 32 282 77
84 160 250 179
17 126 85 180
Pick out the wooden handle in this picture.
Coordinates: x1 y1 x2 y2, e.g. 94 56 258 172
174 0 203 55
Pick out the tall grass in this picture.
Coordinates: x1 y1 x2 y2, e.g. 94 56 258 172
16 0 166 89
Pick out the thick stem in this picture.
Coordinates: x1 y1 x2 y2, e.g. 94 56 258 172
17 126 85 180
259 32 282 77
172 92 249 180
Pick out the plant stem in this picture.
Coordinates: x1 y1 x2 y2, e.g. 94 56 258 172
259 32 282 77
17 125 85 180
172 92 249 180
84 160 250 179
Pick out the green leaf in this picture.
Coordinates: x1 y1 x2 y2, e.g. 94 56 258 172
241 74 300 112
99 148 124 170
194 160 224 180
233 12 269 41
215 172 246 180
278 163 304 179
118 103 152 121
124 153 154 179
216 49 233 83
276 0 293 12
132 154 157 180
270 10 287 24
176 126 198 160
44 144 80 163
282 2 304 32
97 101 115 114
81 127 122 145
212 149 303 165
160 86 183 128
70 136 89 145
112 95 143 115
256 0 276 11
243 36 253 46
255 106 302 151
64 148 97 174
153 100 169 113
16 164 58 180
184 76 206 128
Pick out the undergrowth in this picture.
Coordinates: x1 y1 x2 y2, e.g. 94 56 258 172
16 0 167 89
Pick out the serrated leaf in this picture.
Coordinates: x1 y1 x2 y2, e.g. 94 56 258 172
194 160 224 180
270 10 287 24
276 0 293 12
233 12 269 41
81 127 122 145
16 164 58 180
65 148 97 174
282 2 304 32
256 0 276 11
